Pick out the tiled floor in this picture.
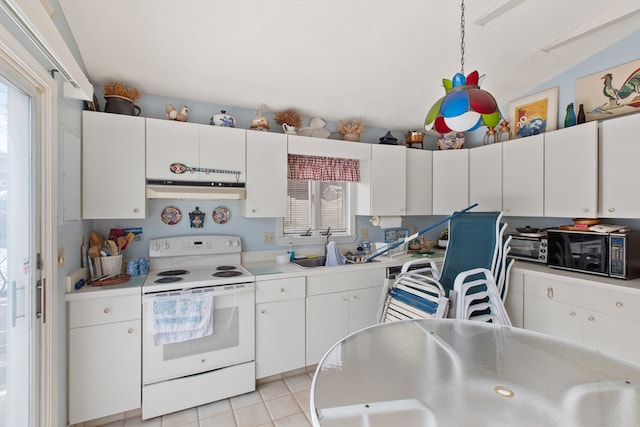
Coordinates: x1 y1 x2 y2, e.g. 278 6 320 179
85 373 314 427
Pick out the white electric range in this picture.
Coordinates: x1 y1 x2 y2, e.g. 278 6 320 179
141 235 256 419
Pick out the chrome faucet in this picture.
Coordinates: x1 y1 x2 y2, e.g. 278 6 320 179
300 227 312 237
322 227 332 258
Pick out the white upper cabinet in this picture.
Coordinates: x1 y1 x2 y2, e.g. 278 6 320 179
432 149 469 215
544 121 598 218
82 111 147 219
469 143 502 212
146 118 199 181
599 114 640 218
370 144 406 216
405 149 432 216
146 119 246 183
199 125 246 183
502 135 544 216
244 131 288 217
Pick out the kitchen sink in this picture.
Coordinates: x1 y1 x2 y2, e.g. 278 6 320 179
293 257 328 268
292 256 378 268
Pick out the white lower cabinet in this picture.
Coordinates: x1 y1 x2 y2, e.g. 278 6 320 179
305 268 385 365
522 272 640 364
504 268 524 328
68 294 141 424
255 277 306 379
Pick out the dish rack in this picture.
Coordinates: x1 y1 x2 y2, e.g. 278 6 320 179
374 240 408 257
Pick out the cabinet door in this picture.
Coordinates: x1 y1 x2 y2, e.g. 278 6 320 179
256 298 306 378
469 143 502 211
146 118 200 181
544 122 598 217
68 320 141 424
371 144 406 215
502 135 544 216
405 149 432 215
432 149 469 215
600 113 640 218
82 111 146 219
348 286 382 333
523 294 583 344
306 292 349 365
582 311 640 364
199 125 247 183
504 269 524 328
245 131 288 217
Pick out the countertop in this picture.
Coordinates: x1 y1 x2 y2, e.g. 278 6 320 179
511 260 640 293
65 274 147 301
243 251 446 281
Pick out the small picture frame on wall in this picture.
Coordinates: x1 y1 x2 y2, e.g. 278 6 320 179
576 59 640 122
508 87 559 139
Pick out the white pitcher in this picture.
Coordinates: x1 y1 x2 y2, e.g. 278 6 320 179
282 123 297 135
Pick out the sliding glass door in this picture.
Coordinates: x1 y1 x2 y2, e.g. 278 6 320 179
0 67 39 427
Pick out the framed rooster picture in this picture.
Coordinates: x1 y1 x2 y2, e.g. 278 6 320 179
508 87 559 139
576 59 640 122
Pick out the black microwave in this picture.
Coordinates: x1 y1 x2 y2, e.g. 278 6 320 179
547 229 640 279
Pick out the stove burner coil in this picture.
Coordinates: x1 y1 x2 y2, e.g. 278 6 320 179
212 270 243 278
216 266 237 271
158 269 190 276
154 276 184 284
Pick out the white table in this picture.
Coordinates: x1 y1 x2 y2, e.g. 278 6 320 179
310 318 640 426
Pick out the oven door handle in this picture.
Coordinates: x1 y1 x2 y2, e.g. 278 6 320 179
144 282 255 299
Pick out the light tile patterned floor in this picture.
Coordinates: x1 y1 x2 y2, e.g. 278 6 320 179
85 373 314 427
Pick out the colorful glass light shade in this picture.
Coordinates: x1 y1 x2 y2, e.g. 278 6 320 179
425 70 502 134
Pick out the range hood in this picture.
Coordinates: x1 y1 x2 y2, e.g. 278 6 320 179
146 180 246 200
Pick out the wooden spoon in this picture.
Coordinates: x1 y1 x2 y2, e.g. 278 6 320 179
116 236 127 252
88 245 101 258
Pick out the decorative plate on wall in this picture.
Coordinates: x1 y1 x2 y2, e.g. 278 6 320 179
212 206 231 224
161 206 182 225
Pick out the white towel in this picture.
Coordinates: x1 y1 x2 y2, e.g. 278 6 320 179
148 291 214 345
325 241 346 267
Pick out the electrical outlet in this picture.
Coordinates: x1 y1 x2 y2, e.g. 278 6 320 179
263 232 275 244
58 247 65 267
360 228 369 239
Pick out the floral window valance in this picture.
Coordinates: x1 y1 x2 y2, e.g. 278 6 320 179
287 154 360 182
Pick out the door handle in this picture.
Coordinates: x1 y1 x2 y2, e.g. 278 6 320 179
11 281 25 327
36 278 45 323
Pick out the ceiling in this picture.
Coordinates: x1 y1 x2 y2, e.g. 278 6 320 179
57 0 640 131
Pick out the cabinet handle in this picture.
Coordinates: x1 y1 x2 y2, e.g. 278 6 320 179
582 208 588 213
546 287 554 299
342 297 348 302
128 328 134 334
608 207 614 213
616 302 623 308
353 295 359 300
252 209 256 213
104 307 110 314
588 316 595 322
280 288 285 293
133 208 139 213
260 309 266 314
570 311 576 317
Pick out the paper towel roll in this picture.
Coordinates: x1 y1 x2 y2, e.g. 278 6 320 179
369 216 402 228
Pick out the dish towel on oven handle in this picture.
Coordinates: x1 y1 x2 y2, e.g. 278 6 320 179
148 291 214 345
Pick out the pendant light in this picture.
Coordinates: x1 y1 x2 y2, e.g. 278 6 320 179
424 0 502 134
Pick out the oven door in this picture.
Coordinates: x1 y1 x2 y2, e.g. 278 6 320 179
143 282 255 384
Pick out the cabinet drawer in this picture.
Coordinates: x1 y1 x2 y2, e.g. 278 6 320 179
256 277 305 303
524 274 640 321
580 286 640 321
307 268 386 296
523 275 580 305
69 295 141 328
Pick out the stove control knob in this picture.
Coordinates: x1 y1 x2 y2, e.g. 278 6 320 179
163 241 170 250
225 240 232 247
152 242 161 252
232 239 240 247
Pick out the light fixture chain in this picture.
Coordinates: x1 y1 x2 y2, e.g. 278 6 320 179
460 0 465 75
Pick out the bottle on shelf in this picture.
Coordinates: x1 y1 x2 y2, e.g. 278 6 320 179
577 103 586 124
564 103 576 128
